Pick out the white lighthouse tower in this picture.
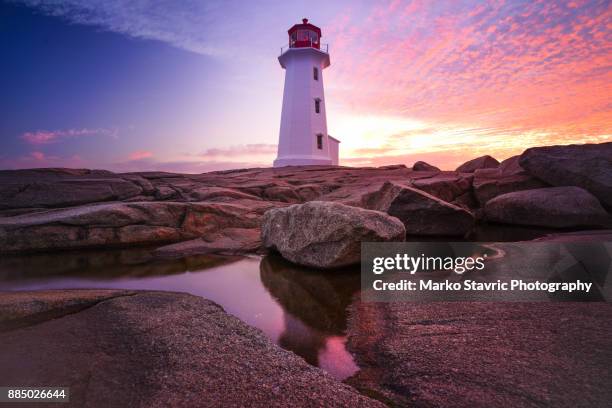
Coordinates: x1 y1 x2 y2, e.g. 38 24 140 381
274 18 339 167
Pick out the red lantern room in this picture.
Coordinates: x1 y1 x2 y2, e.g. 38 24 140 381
288 18 322 50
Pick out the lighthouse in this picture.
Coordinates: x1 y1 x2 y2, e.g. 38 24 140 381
274 18 339 167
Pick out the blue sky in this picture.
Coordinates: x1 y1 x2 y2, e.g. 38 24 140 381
1 0 610 172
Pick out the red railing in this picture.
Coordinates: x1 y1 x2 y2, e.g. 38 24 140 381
280 42 329 56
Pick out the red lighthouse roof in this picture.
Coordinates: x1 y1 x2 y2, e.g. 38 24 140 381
287 18 322 50
288 18 322 37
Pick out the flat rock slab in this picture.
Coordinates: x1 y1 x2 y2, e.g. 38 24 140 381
347 301 612 408
0 290 382 408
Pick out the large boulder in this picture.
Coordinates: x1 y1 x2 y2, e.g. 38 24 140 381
366 181 475 236
484 186 610 228
412 161 440 172
519 142 612 207
473 155 547 206
261 201 405 269
0 290 383 408
456 155 499 173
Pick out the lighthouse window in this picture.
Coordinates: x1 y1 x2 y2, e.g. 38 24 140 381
313 67 318 81
316 134 323 149
314 99 321 114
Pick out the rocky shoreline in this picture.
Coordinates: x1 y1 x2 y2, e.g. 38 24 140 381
0 142 610 258
1 141 611 407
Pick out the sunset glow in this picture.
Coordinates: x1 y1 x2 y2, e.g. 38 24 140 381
0 0 610 171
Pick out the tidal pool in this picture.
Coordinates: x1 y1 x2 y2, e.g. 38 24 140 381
0 250 361 380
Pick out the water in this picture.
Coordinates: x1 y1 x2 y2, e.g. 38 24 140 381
0 225 596 380
0 250 361 380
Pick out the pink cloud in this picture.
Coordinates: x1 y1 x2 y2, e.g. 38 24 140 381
30 151 46 161
128 150 153 160
21 128 118 145
325 0 612 152
198 144 277 159
0 151 84 169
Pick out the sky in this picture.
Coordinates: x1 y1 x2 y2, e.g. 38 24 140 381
0 0 610 172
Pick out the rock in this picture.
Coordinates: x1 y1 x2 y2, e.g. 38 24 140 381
261 201 405 268
121 174 156 194
264 186 301 203
0 170 143 210
456 155 499 173
366 181 475 236
155 228 262 258
377 164 407 170
154 186 178 200
484 186 610 228
473 169 545 206
0 201 280 252
519 142 612 207
412 161 440 172
473 156 547 205
532 229 612 242
190 187 261 202
0 290 383 408
411 174 473 203
347 301 612 407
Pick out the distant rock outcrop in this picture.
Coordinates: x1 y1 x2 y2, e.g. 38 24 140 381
456 155 499 173
484 186 610 228
261 201 405 269
0 141 611 255
412 161 440 172
519 142 612 207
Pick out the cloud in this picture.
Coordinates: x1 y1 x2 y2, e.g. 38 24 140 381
198 144 277 159
21 128 118 145
327 0 612 150
10 0 295 58
128 150 153 160
110 144 277 173
0 151 84 169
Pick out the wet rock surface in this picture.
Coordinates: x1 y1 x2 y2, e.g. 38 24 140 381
261 201 405 268
346 301 612 408
0 290 383 408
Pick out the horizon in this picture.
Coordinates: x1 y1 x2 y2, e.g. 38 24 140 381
0 0 610 173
